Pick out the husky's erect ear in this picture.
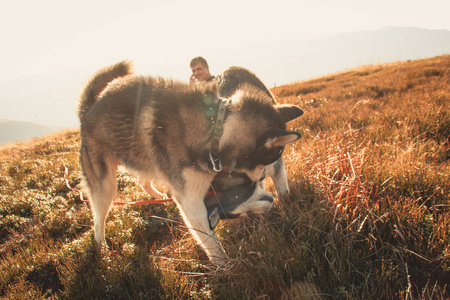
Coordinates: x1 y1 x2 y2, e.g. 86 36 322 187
275 104 304 123
265 131 301 148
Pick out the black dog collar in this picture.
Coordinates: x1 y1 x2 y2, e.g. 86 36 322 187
202 94 229 172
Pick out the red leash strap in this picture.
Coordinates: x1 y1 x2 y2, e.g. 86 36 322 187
109 198 173 205
63 166 173 205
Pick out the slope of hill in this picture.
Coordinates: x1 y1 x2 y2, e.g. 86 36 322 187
0 56 448 299
252 26 450 86
1 27 449 129
0 119 62 145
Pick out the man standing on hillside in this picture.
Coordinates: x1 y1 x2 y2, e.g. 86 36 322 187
189 56 215 86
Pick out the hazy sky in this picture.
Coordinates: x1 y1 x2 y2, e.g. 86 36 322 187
0 0 449 127
1 0 449 82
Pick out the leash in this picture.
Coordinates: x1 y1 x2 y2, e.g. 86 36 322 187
63 166 173 205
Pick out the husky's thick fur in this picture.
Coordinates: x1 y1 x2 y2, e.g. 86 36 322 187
217 66 274 100
78 61 303 264
217 67 296 197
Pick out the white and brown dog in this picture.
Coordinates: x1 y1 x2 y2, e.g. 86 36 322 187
77 61 303 264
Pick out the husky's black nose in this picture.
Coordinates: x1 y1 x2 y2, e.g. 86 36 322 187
259 195 274 203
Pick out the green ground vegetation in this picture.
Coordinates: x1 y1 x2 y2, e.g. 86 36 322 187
0 55 449 299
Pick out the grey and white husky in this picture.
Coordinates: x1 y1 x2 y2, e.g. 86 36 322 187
216 66 297 198
77 61 303 264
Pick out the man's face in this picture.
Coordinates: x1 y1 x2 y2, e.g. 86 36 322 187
191 63 210 82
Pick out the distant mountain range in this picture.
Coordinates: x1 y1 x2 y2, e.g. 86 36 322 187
241 26 450 86
0 119 62 145
0 26 449 143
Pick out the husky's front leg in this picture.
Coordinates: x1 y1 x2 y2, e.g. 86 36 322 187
175 171 227 265
178 196 227 264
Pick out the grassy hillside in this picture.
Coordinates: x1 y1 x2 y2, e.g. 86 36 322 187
0 55 449 299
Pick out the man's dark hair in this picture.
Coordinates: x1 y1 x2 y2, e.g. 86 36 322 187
190 56 208 68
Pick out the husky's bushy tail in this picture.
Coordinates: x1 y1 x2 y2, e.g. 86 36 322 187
77 61 134 119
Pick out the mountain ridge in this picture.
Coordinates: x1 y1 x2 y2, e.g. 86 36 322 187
0 119 63 145
0 26 449 132
242 26 450 86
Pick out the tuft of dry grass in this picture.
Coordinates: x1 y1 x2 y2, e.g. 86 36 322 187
0 56 449 299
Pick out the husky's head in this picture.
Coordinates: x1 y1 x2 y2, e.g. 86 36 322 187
205 172 274 229
219 87 303 182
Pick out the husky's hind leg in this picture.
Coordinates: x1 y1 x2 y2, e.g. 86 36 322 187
92 173 117 246
139 179 167 199
80 147 118 246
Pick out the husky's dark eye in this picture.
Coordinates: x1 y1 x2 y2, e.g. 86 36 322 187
235 145 284 170
265 147 284 164
251 146 284 167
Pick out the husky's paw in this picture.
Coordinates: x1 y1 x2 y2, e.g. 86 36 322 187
209 255 232 271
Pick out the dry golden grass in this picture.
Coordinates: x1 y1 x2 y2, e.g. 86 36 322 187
0 56 448 299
